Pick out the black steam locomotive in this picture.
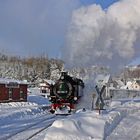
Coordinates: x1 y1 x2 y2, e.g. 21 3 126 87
49 72 84 114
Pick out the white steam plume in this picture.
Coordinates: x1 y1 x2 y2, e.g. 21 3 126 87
63 0 140 70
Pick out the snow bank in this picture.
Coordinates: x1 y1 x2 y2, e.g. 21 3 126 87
28 87 41 95
44 101 140 140
28 95 50 106
0 106 44 123
0 94 51 124
0 95 50 108
45 111 105 140
110 101 122 108
0 101 37 108
27 87 51 106
104 101 140 138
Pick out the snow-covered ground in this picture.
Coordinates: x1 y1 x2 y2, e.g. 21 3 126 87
44 100 140 140
0 87 52 140
107 111 140 140
0 87 140 140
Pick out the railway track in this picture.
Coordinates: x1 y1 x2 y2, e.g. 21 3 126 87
25 123 52 140
2 114 56 140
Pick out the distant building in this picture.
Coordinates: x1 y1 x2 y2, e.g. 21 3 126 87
39 79 54 94
0 78 28 102
120 79 140 91
131 80 140 90
95 74 113 97
113 79 125 89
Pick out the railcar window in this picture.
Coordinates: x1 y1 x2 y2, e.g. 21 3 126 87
8 88 13 99
20 90 24 99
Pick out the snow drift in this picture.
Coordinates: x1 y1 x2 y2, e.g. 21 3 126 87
44 101 140 140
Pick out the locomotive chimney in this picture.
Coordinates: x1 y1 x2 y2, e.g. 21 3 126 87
61 71 68 76
60 71 68 80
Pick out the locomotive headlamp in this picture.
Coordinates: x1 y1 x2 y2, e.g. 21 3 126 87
60 76 64 80
74 97 77 101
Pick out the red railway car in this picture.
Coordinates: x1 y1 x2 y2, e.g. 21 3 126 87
0 78 28 103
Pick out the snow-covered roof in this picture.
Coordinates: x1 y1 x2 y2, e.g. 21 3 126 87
120 85 128 89
42 79 55 85
115 80 125 87
120 81 133 90
95 74 111 85
0 78 28 85
126 81 132 87
39 83 48 87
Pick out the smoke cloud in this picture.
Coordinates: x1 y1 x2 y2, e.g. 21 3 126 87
63 0 140 70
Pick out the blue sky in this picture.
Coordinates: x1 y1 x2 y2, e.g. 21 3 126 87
0 0 119 58
80 0 119 8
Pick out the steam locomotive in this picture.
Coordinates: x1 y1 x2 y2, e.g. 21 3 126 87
48 72 84 114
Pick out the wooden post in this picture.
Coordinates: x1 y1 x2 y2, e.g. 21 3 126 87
91 93 96 110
